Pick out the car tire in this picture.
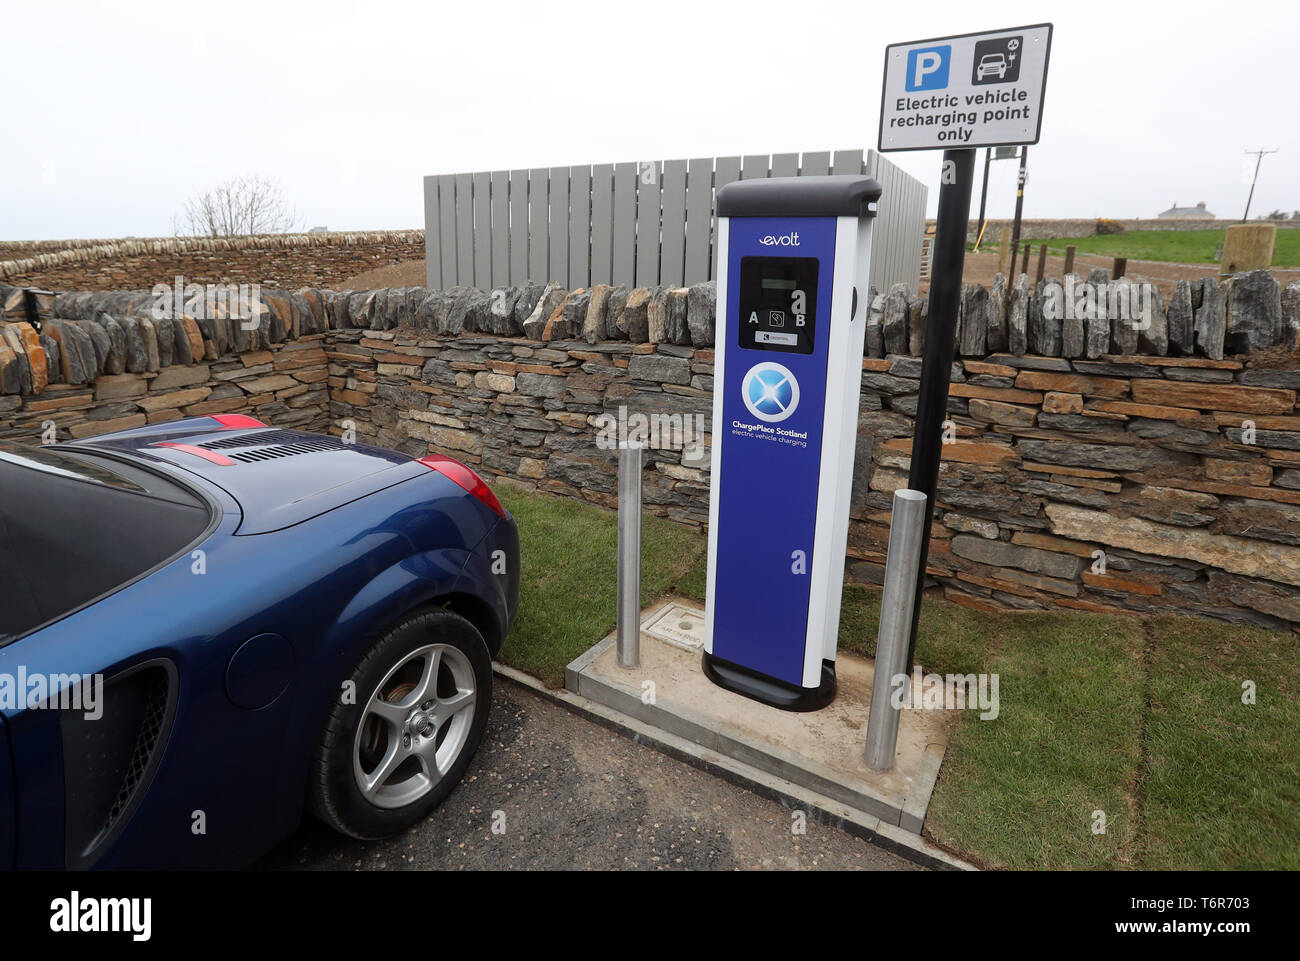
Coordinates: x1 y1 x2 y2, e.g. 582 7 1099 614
309 608 492 840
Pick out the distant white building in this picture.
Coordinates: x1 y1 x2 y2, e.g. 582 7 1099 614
1157 201 1214 220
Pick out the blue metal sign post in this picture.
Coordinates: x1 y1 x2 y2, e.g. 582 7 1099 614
702 176 881 712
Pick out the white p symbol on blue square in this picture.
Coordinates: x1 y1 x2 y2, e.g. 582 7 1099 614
906 45 950 91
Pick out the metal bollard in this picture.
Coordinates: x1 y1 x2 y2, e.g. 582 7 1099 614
865 488 928 770
616 443 642 668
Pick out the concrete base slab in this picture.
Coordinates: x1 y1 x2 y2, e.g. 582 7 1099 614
565 597 956 834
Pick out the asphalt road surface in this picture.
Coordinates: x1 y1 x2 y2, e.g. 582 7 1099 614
261 681 919 871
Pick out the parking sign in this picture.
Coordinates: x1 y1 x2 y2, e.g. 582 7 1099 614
906 46 951 91
879 24 1052 151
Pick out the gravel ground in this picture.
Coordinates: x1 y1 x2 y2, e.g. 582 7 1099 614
340 260 427 289
260 681 919 871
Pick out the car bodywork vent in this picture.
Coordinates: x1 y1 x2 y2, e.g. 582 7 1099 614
223 438 349 463
200 429 316 450
61 659 177 869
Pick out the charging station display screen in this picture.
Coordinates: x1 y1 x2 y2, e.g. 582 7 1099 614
737 257 819 354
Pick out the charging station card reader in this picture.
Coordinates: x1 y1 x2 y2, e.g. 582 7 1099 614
738 257 819 353
703 175 881 712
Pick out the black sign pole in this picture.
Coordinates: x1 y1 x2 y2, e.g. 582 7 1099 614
903 147 976 672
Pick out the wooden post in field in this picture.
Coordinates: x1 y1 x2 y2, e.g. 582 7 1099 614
1035 244 1048 283
996 226 1012 275
1112 256 1127 279
1063 245 1076 275
1221 223 1276 275
1021 243 1032 276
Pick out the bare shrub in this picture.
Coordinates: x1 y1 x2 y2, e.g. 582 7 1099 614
176 176 299 237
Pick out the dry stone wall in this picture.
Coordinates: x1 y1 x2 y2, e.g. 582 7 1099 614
0 337 330 448
0 231 424 290
1 274 1298 635
327 329 1300 634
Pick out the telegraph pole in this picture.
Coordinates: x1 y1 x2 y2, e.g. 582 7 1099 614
973 148 992 251
1241 148 1278 223
1008 146 1028 274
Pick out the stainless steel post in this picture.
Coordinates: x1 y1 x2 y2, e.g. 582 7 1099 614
616 443 642 668
865 488 928 770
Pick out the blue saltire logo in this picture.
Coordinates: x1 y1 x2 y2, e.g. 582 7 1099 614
741 362 800 423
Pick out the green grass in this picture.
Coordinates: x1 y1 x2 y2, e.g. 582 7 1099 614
1025 229 1300 268
496 487 1300 869
922 608 1145 869
496 485 705 686
838 584 1013 676
1139 616 1300 870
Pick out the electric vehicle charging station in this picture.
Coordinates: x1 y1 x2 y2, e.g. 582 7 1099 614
703 175 881 712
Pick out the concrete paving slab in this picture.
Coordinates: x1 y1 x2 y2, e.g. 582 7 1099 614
566 597 958 833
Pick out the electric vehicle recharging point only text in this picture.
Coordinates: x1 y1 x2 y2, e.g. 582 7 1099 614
703 175 881 712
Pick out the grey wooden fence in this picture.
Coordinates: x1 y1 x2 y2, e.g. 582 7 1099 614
423 149 926 295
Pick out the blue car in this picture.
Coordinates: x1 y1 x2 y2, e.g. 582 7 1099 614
0 414 519 869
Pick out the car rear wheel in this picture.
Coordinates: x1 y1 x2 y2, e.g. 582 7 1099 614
309 609 492 839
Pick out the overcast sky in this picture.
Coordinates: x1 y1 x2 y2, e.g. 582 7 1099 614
2 0 1296 241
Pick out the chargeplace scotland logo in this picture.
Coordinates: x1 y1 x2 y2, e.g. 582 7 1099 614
741 362 800 423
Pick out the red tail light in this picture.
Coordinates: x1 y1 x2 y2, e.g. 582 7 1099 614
418 454 506 518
